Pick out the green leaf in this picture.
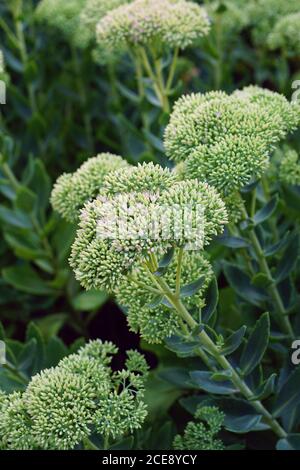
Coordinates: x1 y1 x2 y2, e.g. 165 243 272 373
253 196 278 225
264 232 290 257
36 314 67 340
223 263 268 306
14 186 37 213
0 205 32 229
180 276 205 298
190 371 237 394
143 130 164 153
165 336 199 358
25 322 45 374
220 326 246 356
277 434 300 450
44 337 68 368
17 339 36 374
154 248 174 276
251 272 273 288
109 436 134 450
274 234 299 283
249 374 276 401
217 235 249 248
273 368 300 418
28 160 51 212
202 278 219 322
71 290 108 311
240 313 270 376
2 263 57 295
158 367 196 389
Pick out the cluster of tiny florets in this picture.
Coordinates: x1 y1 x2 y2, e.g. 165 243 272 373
96 0 210 62
70 163 227 291
246 0 300 45
51 153 129 223
77 0 131 48
164 87 299 193
35 0 86 42
267 12 300 55
0 341 148 450
173 406 225 450
115 250 213 343
279 148 300 186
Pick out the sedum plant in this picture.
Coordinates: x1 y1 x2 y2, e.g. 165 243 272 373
50 80 300 449
96 0 210 112
0 339 148 450
267 12 300 57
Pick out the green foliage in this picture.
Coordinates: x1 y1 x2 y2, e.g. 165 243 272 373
1 0 300 453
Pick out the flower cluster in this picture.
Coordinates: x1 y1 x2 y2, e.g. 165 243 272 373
70 162 227 292
35 0 86 42
0 341 148 450
173 406 225 450
78 0 131 48
267 12 300 55
115 250 213 343
51 153 129 222
246 0 300 45
164 87 299 194
96 0 210 62
279 148 300 186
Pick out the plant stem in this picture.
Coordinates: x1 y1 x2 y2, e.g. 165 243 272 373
147 260 287 439
138 47 170 113
166 47 179 93
103 434 110 450
175 247 184 296
241 205 294 338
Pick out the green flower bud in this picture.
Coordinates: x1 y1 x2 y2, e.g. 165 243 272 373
51 153 129 222
279 148 300 186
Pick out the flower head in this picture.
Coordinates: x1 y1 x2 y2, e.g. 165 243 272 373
0 392 34 450
173 406 225 450
96 0 210 62
0 340 148 449
267 12 300 56
279 148 300 186
246 0 300 45
51 153 129 223
70 162 227 291
164 88 299 192
78 0 130 47
35 0 86 42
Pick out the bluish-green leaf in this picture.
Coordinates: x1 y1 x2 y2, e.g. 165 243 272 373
240 313 270 376
253 196 278 225
273 368 300 418
223 263 268 306
190 371 237 394
220 326 246 356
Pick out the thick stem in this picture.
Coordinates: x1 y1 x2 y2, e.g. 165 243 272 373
241 205 294 338
150 271 287 439
138 48 170 113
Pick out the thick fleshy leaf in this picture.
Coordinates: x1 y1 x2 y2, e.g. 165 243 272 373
240 313 270 376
